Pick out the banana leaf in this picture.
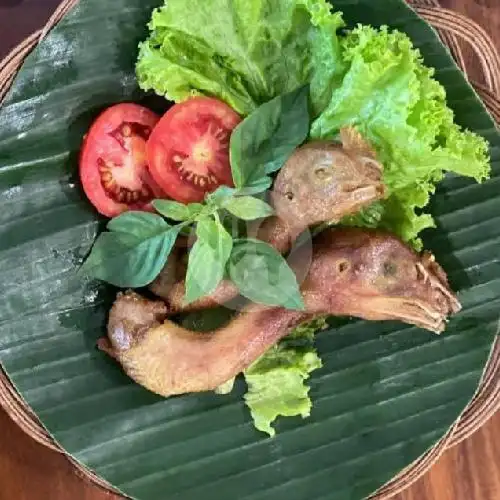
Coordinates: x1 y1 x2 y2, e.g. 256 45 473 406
0 1 499 499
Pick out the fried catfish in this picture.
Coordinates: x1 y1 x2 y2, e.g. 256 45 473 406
100 228 460 397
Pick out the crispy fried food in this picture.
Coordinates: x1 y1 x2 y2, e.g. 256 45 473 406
298 228 461 332
103 295 307 395
151 127 386 310
161 278 240 315
101 228 460 397
97 291 168 357
268 128 385 243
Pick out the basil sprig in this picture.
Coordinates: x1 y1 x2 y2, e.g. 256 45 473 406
80 212 182 288
230 84 310 190
184 215 233 304
81 86 310 309
229 239 305 310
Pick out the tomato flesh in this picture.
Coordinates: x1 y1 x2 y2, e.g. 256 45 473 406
80 103 165 217
147 97 241 204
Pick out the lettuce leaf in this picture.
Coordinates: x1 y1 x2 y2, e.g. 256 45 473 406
244 318 326 436
136 0 345 116
312 25 490 247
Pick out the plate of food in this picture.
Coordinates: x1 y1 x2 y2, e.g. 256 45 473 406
0 0 499 499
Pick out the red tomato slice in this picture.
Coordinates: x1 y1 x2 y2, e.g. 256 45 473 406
80 103 166 217
147 97 241 203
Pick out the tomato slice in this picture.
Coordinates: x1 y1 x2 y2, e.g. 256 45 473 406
147 97 241 203
80 103 166 217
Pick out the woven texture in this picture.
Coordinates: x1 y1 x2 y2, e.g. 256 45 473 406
0 0 498 498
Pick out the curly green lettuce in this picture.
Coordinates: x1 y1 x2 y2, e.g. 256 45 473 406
312 25 490 247
244 318 326 436
136 0 345 117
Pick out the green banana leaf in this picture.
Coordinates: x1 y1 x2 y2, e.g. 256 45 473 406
0 0 498 499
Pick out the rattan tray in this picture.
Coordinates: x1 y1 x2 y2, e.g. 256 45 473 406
0 0 498 498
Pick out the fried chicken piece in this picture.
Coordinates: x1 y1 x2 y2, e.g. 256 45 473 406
298 228 461 332
97 291 168 357
151 127 386 313
101 228 461 397
158 279 240 315
103 296 308 395
264 127 385 246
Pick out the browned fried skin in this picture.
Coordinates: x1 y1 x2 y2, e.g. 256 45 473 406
98 291 168 357
102 298 308 395
101 228 461 397
268 130 385 243
297 228 461 332
164 280 240 315
151 127 386 310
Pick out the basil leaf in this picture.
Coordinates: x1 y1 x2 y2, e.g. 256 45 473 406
223 196 274 220
208 181 274 205
185 217 233 304
236 177 273 196
196 216 233 251
218 212 247 240
230 85 310 188
184 240 220 305
81 226 180 288
153 199 204 221
228 239 304 310
107 211 170 237
206 185 237 207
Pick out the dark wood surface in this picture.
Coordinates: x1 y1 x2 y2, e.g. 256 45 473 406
0 1 498 499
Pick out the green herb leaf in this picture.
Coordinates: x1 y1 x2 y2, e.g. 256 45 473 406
185 217 233 304
230 85 311 188
80 226 180 288
223 196 274 221
236 178 273 196
153 199 204 221
208 181 274 206
107 211 170 237
228 239 304 310
206 186 237 207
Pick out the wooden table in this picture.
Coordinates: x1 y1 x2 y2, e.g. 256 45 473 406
0 1 498 499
